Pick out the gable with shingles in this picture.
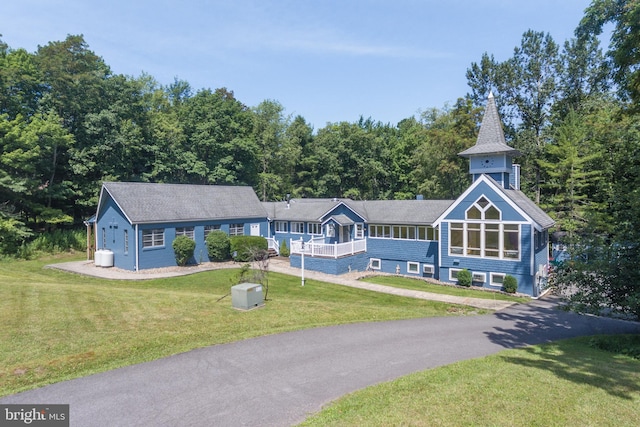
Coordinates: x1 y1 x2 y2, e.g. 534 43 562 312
263 199 360 222
434 175 554 230
99 182 267 224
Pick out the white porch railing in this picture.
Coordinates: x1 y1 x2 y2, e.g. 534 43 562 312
267 237 279 255
290 238 366 258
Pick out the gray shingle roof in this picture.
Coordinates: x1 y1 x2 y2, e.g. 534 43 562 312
502 188 556 230
458 92 521 157
353 200 455 225
100 182 267 224
480 175 555 229
263 199 357 222
325 214 355 226
263 198 454 225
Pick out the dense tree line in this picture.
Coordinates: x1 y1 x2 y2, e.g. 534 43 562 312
1 0 639 281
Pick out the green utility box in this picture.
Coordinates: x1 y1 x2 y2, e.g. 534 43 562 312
231 282 264 310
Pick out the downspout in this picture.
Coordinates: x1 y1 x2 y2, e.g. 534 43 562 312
135 224 139 272
530 224 536 297
437 224 442 280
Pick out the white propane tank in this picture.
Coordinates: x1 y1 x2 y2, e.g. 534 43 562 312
94 250 103 266
101 250 114 267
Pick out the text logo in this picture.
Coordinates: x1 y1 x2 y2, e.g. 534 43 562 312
1 405 69 427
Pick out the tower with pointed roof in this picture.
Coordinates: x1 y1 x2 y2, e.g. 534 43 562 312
458 92 521 189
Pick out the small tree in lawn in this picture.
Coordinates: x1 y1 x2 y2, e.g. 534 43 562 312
236 246 271 301
279 239 290 257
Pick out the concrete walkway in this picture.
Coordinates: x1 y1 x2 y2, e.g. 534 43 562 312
48 258 517 310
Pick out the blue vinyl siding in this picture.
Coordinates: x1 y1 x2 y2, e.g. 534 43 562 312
290 252 368 275
446 184 526 222
367 238 438 276
438 181 541 295
138 217 268 270
96 197 136 271
440 222 536 294
98 190 268 270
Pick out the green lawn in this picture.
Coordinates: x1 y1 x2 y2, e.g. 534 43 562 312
0 253 487 397
362 275 531 303
300 336 640 426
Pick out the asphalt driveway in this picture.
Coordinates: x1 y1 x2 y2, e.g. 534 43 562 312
2 296 638 426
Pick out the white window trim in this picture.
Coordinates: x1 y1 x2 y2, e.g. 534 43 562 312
142 228 164 248
448 221 521 261
369 258 381 270
326 223 335 237
355 223 364 239
407 261 420 274
423 264 435 275
449 268 462 282
417 226 437 241
229 223 245 236
308 223 322 235
274 221 288 233
489 272 506 287
291 222 304 234
176 226 195 240
472 272 487 284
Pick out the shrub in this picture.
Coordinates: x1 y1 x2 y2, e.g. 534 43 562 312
503 275 518 293
173 235 195 266
206 230 230 261
279 239 290 257
230 236 268 262
456 269 472 287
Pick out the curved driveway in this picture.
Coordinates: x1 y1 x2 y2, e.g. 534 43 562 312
2 296 638 426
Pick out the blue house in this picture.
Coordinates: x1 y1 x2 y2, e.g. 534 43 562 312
95 182 268 270
262 93 554 296
93 94 554 296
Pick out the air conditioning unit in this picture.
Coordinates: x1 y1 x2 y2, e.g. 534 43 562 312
231 283 264 311
423 264 434 275
472 272 486 283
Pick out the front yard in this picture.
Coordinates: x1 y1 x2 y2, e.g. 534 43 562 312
0 253 485 397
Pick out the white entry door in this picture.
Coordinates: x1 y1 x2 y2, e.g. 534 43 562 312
250 223 260 236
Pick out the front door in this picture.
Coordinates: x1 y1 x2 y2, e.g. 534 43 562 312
339 225 351 243
250 223 260 236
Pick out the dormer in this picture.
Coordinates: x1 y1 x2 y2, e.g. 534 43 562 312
458 92 521 189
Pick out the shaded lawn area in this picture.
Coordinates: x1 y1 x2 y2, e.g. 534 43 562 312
300 336 640 426
0 254 488 397
362 275 530 303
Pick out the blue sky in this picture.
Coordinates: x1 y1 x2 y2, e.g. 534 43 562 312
2 0 592 129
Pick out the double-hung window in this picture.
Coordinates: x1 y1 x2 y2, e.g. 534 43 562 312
143 228 164 248
417 226 437 241
308 223 322 235
229 223 244 236
275 221 288 233
176 226 195 240
369 225 390 238
291 222 304 234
